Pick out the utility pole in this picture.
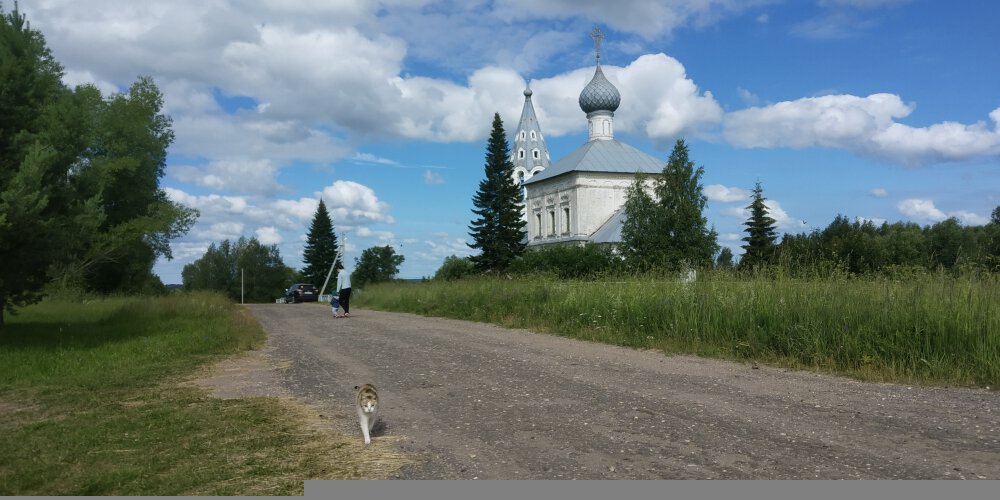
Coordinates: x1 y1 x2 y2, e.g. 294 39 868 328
319 233 347 298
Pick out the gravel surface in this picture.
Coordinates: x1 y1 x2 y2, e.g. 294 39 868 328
246 303 999 480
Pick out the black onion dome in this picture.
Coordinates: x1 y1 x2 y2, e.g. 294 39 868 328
578 64 620 114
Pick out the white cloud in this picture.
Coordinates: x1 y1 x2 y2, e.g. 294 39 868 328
424 170 445 185
895 198 987 225
736 87 759 107
856 216 887 226
794 0 910 40
705 184 750 203
169 159 282 195
255 226 283 245
531 53 723 140
724 95 1000 165
897 198 946 223
352 152 400 166
320 180 395 225
722 199 806 230
951 211 989 226
871 187 889 198
354 227 395 241
496 0 776 39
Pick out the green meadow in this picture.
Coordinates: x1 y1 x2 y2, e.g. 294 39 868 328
357 272 1000 388
0 293 389 495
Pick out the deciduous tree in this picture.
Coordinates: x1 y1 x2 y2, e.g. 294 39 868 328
620 139 718 271
182 237 294 302
352 245 404 288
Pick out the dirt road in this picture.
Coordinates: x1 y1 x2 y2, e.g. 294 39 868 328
245 303 999 480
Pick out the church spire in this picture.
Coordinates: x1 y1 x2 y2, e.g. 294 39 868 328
510 81 551 187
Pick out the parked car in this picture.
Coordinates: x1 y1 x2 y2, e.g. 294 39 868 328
285 283 318 303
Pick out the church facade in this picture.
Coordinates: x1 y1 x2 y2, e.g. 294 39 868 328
509 30 663 247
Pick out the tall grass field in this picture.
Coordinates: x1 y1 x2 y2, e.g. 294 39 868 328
0 292 381 495
357 272 1000 387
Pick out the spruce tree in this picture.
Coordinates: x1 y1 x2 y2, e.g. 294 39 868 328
621 139 718 271
468 112 526 272
740 181 778 268
300 199 341 286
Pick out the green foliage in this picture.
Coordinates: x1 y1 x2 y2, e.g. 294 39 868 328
772 209 1000 277
508 244 618 279
0 6 82 324
352 245 404 288
0 294 388 494
715 247 734 269
740 181 778 269
433 255 476 281
620 139 718 271
358 273 1000 387
619 173 660 269
0 7 195 324
300 200 341 289
74 76 197 294
181 237 295 302
468 112 527 273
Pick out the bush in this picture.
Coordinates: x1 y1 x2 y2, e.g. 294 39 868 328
434 255 476 281
508 244 618 279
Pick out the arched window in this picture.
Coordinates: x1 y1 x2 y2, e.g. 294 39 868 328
518 149 525 159
535 214 542 238
563 207 570 233
520 131 526 140
530 130 536 140
549 211 556 235
533 149 540 159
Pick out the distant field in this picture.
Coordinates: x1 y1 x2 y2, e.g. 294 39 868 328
356 272 1000 388
0 293 382 495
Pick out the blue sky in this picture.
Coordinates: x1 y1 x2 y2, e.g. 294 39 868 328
15 0 1000 283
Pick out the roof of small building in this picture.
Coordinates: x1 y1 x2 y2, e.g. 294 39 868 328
589 207 625 243
524 138 663 184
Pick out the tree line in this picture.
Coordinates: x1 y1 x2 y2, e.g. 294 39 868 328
181 199 405 302
454 112 1000 281
1 6 196 326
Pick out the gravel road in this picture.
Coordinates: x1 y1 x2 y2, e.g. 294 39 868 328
245 303 999 480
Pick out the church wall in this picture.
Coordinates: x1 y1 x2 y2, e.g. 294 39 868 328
525 172 654 246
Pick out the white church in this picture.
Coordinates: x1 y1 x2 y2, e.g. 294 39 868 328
510 29 663 248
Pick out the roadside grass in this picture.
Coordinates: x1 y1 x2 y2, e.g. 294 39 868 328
0 292 390 495
355 271 1000 388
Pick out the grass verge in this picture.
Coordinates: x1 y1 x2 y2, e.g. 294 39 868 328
355 272 999 388
0 292 400 495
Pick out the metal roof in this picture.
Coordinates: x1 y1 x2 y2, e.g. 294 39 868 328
589 207 625 243
524 139 663 184
579 64 620 114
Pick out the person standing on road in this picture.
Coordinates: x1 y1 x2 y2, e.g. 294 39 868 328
335 262 352 318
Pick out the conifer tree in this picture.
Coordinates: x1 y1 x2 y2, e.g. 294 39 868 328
740 181 778 268
300 199 341 286
468 113 526 272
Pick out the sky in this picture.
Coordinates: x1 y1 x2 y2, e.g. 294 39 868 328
12 0 1000 283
